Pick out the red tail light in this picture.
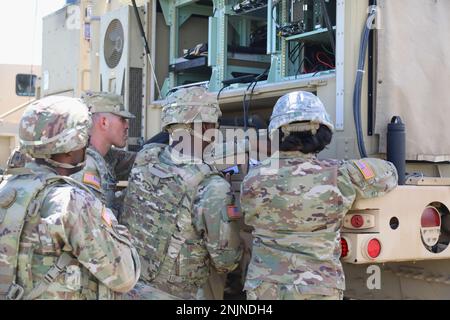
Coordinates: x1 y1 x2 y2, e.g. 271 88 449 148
351 215 364 228
341 237 349 258
420 206 441 248
421 207 441 227
367 238 381 259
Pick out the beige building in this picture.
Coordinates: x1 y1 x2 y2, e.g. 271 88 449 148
0 64 40 169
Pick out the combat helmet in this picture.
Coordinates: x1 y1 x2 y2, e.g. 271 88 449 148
268 91 334 140
161 86 222 132
19 96 91 168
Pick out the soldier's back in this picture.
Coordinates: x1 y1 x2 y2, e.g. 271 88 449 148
122 143 241 299
241 152 349 297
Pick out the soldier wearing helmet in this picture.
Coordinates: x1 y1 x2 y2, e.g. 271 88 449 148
0 96 140 300
121 86 242 299
240 91 398 300
72 92 137 218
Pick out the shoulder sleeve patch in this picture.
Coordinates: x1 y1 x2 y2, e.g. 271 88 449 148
101 207 113 227
227 205 242 220
82 172 101 190
353 160 375 180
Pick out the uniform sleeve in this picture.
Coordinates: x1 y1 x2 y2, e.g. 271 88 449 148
192 175 242 274
105 148 137 181
43 186 140 293
340 158 398 199
240 167 263 227
71 155 104 202
336 165 358 210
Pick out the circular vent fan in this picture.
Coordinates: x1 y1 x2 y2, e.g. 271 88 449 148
104 19 124 68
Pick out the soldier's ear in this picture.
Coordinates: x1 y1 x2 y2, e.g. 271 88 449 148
100 114 110 129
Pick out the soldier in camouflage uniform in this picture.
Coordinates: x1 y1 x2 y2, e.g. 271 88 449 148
5 147 32 169
121 86 242 300
0 96 140 300
72 92 136 217
240 91 398 300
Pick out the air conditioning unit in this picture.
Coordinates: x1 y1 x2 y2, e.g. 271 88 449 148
100 5 145 150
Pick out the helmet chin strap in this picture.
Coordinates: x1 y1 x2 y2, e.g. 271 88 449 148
43 158 86 170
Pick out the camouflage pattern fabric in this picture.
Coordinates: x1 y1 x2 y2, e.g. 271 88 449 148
161 86 221 130
268 91 334 139
246 282 343 300
5 148 32 169
0 161 140 300
124 281 181 300
121 144 242 299
82 92 135 119
19 96 91 158
72 146 136 217
240 151 398 300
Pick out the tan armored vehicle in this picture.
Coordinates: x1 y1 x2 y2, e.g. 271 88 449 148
39 0 450 299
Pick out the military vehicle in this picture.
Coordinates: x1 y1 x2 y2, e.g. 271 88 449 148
0 64 40 170
39 0 450 299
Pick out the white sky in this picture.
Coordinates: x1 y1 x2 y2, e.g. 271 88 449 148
0 0 65 66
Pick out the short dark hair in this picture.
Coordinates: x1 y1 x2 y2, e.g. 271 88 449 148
279 124 332 154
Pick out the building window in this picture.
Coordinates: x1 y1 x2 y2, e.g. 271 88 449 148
16 74 37 97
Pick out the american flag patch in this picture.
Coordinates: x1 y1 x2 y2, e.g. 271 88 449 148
227 205 241 220
82 172 101 190
102 207 113 227
354 160 375 180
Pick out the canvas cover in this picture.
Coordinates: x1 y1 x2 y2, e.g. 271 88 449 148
375 0 450 161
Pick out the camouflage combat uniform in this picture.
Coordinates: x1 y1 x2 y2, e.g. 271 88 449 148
72 146 136 215
5 147 32 169
121 87 242 300
240 91 398 300
72 92 136 216
0 96 140 300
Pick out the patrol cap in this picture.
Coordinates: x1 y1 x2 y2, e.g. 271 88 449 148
83 92 135 119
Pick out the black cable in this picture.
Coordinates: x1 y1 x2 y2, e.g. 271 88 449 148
217 85 230 101
295 57 306 79
288 42 301 64
321 43 334 56
353 7 377 158
131 0 161 98
290 42 305 68
241 67 269 168
131 0 151 56
318 0 336 57
293 42 306 78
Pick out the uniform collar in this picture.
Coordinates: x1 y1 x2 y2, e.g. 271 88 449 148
25 161 59 175
87 145 103 157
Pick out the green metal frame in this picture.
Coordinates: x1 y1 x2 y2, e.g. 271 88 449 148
208 0 227 91
159 0 338 93
159 0 213 93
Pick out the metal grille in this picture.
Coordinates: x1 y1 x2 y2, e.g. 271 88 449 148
128 67 143 141
104 19 124 69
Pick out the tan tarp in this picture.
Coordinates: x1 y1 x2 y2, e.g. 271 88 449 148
375 0 450 161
